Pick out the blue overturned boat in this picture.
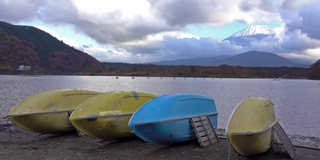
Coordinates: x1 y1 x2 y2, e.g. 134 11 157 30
128 93 218 145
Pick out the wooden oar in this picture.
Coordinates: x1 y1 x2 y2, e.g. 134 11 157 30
273 122 295 159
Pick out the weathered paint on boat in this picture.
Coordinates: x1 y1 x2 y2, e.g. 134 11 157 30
69 91 156 140
129 93 218 145
8 89 101 134
226 97 278 156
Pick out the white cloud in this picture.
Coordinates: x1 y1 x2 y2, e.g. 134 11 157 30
0 0 38 22
0 0 320 64
81 45 128 62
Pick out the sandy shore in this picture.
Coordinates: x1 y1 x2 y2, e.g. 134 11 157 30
1 121 320 160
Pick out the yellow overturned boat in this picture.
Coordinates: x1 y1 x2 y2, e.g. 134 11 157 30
69 91 156 140
226 97 278 156
8 89 101 134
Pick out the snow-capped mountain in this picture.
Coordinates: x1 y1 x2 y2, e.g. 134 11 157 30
151 50 307 67
224 25 275 46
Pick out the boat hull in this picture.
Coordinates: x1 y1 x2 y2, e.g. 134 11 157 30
129 94 218 145
229 129 275 156
132 114 217 145
9 111 73 133
8 89 101 134
226 97 277 156
69 91 156 140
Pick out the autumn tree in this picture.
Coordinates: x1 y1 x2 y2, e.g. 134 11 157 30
308 59 320 80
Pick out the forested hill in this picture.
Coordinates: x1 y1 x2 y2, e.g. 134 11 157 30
0 21 318 79
0 21 102 74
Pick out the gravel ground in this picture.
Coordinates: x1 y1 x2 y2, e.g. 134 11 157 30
1 121 320 160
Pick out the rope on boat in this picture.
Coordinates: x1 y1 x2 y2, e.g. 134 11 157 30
2 116 13 149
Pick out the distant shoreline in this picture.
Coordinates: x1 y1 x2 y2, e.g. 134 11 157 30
0 66 311 79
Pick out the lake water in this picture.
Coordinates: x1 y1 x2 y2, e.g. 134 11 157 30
1 75 319 138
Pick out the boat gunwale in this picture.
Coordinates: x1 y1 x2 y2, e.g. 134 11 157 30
132 112 219 126
225 97 275 137
231 118 279 136
71 113 133 121
177 97 215 102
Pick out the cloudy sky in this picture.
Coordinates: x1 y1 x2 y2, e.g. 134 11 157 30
1 0 320 64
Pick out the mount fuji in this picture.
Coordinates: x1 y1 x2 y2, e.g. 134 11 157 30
152 50 306 67
151 25 308 67
224 25 275 46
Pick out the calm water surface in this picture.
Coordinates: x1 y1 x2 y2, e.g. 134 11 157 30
0 75 319 138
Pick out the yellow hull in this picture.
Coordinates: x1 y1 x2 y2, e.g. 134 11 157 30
229 128 275 156
8 89 101 134
69 91 156 140
226 97 278 156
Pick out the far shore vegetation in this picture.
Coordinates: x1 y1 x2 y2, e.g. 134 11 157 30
2 62 320 80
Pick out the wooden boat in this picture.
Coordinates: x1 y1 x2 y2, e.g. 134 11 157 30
69 91 156 140
7 89 101 134
226 97 278 156
128 94 218 145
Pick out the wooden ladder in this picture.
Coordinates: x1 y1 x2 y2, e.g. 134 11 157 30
190 115 219 147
